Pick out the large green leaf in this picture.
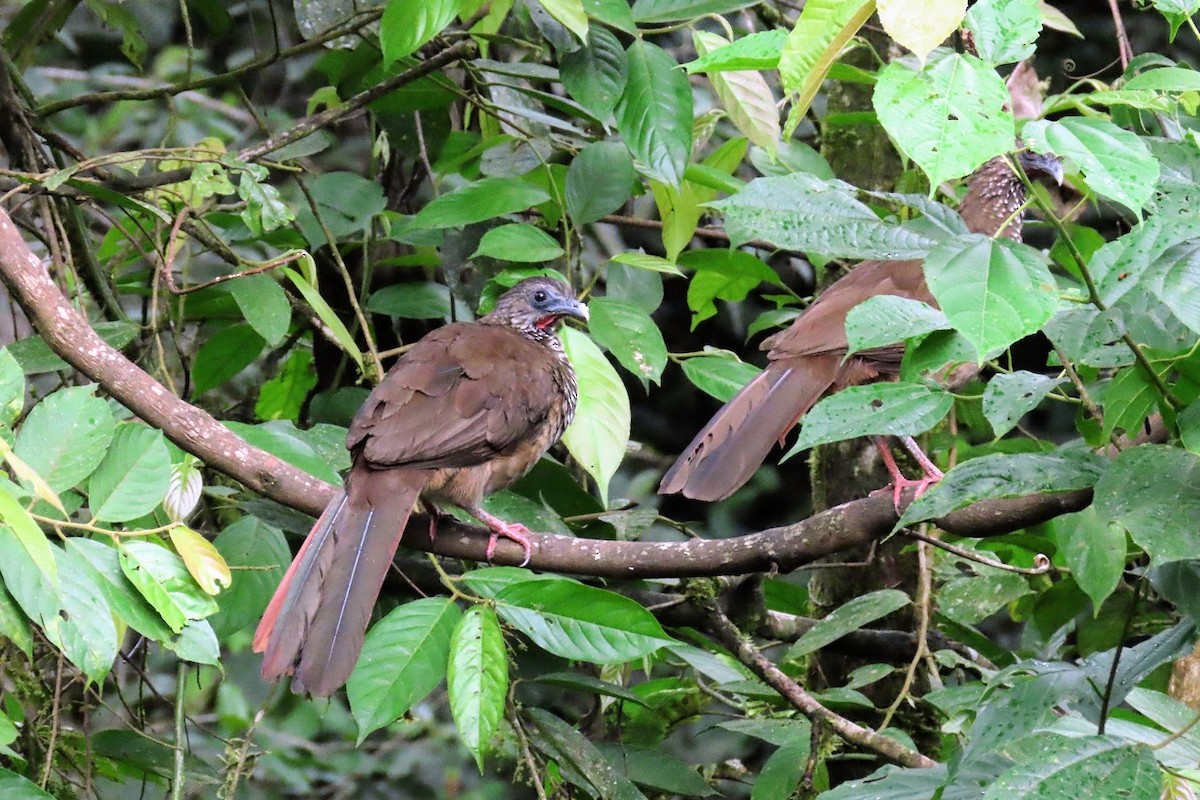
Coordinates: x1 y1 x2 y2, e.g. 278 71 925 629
964 0 1043 66
209 516 290 637
87 424 172 522
561 327 630 504
981 371 1063 437
680 354 761 402
787 382 954 457
0 482 56 586
367 281 462 320
380 0 468 65
615 40 693 187
566 141 636 225
1094 444 1200 565
694 31 779 154
685 30 787 74
560 25 628 119
1051 507 1125 611
1023 117 1159 215
874 51 1014 189
588 297 667 389
348 597 461 741
525 707 649 799
67 538 174 642
412 177 552 229
982 734 1160 800
191 323 266 396
630 0 757 22
845 296 950 356
44 545 118 684
447 605 508 771
922 235 1059 362
14 386 115 493
472 223 564 262
0 523 60 631
227 273 290 346
786 589 910 660
119 540 219 633
494 579 673 664
752 738 811 800
0 768 55 799
680 247 783 327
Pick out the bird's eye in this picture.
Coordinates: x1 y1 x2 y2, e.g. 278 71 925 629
533 290 548 303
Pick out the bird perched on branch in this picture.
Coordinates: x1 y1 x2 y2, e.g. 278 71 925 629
659 151 1064 506
255 277 588 696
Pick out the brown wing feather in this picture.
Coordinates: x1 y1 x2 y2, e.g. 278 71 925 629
350 324 563 469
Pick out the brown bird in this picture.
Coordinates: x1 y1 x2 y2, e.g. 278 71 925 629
255 277 588 696
660 151 1063 505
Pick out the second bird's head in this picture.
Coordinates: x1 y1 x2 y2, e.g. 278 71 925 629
490 276 589 333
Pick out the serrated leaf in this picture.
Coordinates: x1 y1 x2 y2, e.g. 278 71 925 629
494 579 672 664
14 386 115 493
567 141 636 225
680 354 761 402
711 173 944 260
168 525 231 596
348 597 461 741
923 235 1059 361
898 450 1105 527
472 223 564 262
561 327 630 504
964 0 1043 66
845 295 950 356
380 0 468 64
982 371 1063 437
615 40 693 187
87 424 172 522
448 605 508 771
588 297 667 389
1094 444 1200 565
119 540 219 633
778 0 874 131
878 0 966 62
873 51 1015 189
787 382 954 457
1024 117 1159 215
786 589 910 659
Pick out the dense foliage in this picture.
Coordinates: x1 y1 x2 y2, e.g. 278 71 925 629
2 0 1200 798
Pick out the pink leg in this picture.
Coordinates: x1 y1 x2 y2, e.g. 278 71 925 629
470 507 534 567
872 436 943 514
421 499 440 543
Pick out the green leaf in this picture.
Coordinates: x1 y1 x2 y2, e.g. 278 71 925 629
719 718 813 746
680 248 783 327
14 386 115 493
0 768 55 799
1052 506 1125 611
534 671 653 707
44 545 118 684
899 450 1105 527
540 0 588 41
228 274 290 346
588 297 667 389
845 296 950 356
119 540 219 633
5 321 138 375
630 0 757 22
0 583 33 658
711 173 943 260
1023 117 1159 215
209 516 290 637
0 483 57 586
167 618 221 665
494 579 673 664
778 0 874 131
561 327 630 504
873 52 1015 189
87 424 172 522
367 281 463 320
225 419 345 484
380 0 468 64
752 738 811 800
0 522 60 631
412 177 552 228
694 31 780 155
786 589 910 660
448 605 508 771
787 382 954 456
685 29 787 74
191 323 265 396
472 223 564 262
524 707 649 800
1145 239 1200 336
941 567 1032 625
1094 444 1200 565
567 141 636 225
0 348 24 427
347 597 461 741
595 743 720 797
255 348 318 422
964 0 1043 66
283 267 364 371
615 40 694 187
560 24 627 119
680 354 761 402
982 371 1064 437
923 235 1059 362
609 252 684 276
67 538 174 642
982 734 1161 800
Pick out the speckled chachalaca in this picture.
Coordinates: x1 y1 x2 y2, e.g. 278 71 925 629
659 151 1063 505
255 277 587 696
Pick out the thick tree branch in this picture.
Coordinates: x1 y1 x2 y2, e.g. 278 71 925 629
0 205 1114 578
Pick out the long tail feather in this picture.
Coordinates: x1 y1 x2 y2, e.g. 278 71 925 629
254 467 425 696
659 356 839 501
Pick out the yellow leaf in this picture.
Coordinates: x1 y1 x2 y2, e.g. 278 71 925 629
169 525 232 596
878 0 967 62
0 437 66 516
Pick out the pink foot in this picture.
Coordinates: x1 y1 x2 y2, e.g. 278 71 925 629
472 507 534 566
873 437 944 514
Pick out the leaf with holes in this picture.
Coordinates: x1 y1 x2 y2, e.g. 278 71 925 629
448 605 508 771
786 382 954 457
1024 117 1158 215
588 298 667 389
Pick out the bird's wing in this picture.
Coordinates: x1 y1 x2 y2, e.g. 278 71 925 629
348 324 562 470
762 259 929 360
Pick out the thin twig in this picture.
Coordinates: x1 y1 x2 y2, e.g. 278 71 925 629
172 661 188 800
901 528 1053 576
1106 0 1133 70
1099 577 1143 734
40 651 66 788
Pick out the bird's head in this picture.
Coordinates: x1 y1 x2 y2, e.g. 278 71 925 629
1016 149 1065 187
487 277 589 335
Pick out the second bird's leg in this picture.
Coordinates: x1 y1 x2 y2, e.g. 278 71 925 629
468 506 534 567
872 436 944 513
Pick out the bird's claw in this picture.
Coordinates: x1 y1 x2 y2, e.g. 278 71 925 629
485 522 533 567
888 472 943 515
